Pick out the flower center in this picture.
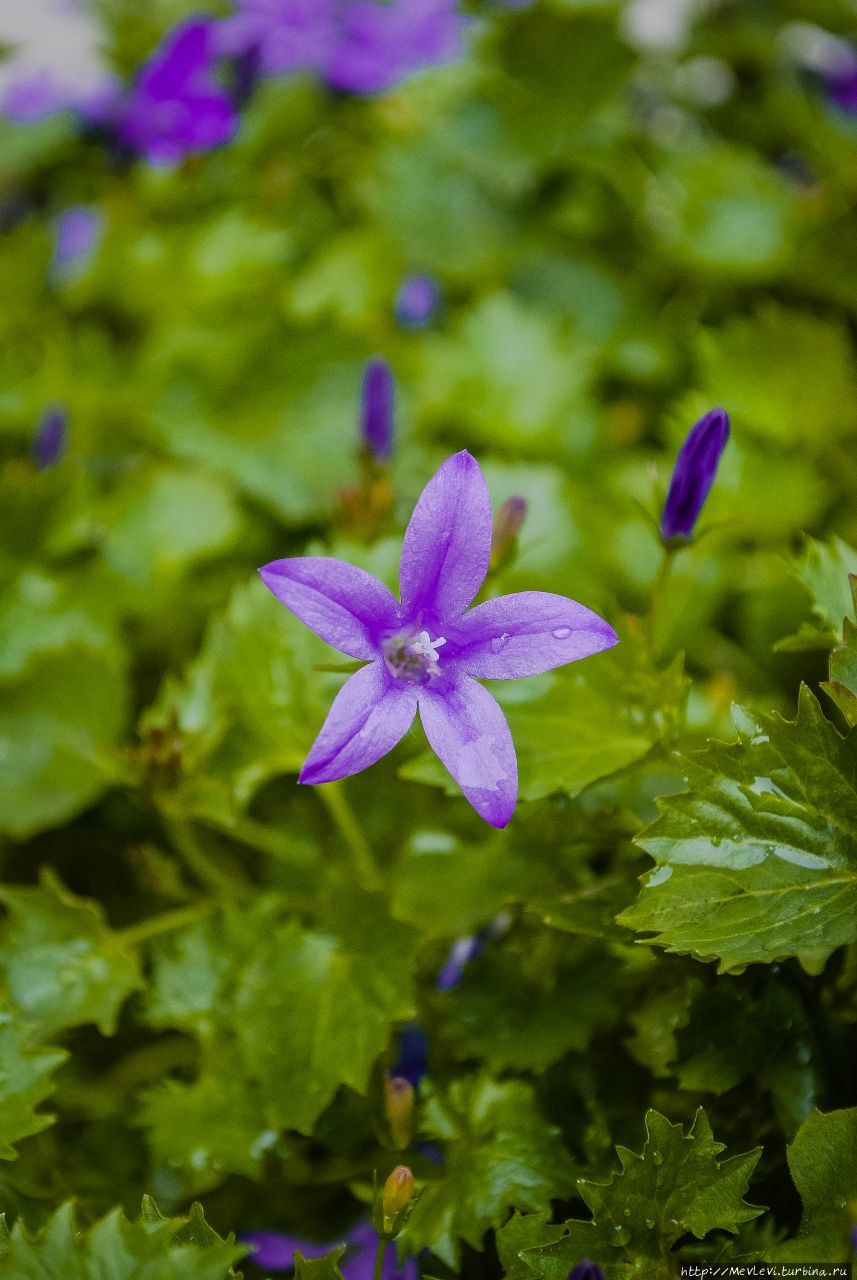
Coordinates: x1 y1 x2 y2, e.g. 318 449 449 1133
383 628 447 683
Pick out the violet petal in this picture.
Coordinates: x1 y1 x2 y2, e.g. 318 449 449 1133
449 591 618 680
399 451 492 624
417 676 517 827
259 557 400 661
660 407 730 541
300 662 417 785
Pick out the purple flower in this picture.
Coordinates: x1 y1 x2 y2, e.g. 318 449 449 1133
827 59 857 113
259 452 617 826
568 1264 605 1280
436 912 510 990
53 206 103 269
660 407 730 543
31 407 67 469
392 1023 428 1085
117 18 238 165
243 1222 418 1280
361 359 395 463
395 275 441 330
219 0 464 95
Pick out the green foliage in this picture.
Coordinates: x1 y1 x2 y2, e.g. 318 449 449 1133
770 1108 857 1264
779 537 857 651
520 1110 762 1280
624 688 857 973
400 1079 576 1267
0 1197 246 1279
0 1009 66 1160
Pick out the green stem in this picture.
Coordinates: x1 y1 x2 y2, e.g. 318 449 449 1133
161 810 249 897
647 543 678 659
119 901 216 946
373 1238 388 1280
319 781 381 890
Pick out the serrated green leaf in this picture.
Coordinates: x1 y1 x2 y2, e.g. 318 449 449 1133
0 1009 66 1160
294 1246 346 1280
780 537 857 650
823 586 857 726
770 1108 857 1264
522 1110 762 1280
2 1197 246 1280
623 688 857 972
400 1078 576 1268
0 872 142 1036
496 1212 565 1280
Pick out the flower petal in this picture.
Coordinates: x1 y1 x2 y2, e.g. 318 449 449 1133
450 591 618 679
300 662 417 785
417 677 517 827
259 557 399 660
399 451 492 623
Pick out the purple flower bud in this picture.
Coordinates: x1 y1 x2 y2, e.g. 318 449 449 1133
569 1263 605 1280
31 407 67 469
392 1022 428 1085
436 934 481 991
660 407 730 542
53 206 103 269
395 275 440 330
361 358 395 463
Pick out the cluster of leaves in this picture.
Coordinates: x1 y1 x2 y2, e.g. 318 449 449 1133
1 0 857 1277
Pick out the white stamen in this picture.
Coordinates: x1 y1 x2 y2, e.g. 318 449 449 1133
411 631 446 666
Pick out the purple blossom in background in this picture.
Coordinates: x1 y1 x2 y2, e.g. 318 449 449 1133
660 407 730 543
568 1263 606 1280
260 452 617 826
219 0 465 95
31 407 67 469
0 0 119 124
117 18 238 166
243 1221 418 1279
436 911 511 990
827 55 857 113
361 358 395 462
395 275 441 330
53 206 103 269
392 1023 428 1085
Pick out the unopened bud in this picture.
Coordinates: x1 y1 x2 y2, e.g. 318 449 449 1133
384 1076 415 1150
382 1165 415 1231
361 358 394 463
490 496 527 571
31 407 67 470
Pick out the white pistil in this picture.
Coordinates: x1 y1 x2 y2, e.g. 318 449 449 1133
410 631 446 670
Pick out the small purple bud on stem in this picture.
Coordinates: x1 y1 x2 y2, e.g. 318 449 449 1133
361 358 395 463
568 1262 606 1280
395 274 441 330
490 495 527 572
31 407 68 469
382 1165 415 1233
385 1076 415 1150
660 407 729 543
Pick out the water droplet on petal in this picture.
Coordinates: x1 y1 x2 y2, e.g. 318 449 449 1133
551 627 572 639
490 633 511 654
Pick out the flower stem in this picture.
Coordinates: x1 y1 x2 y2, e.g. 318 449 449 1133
319 782 382 890
119 900 216 946
161 809 249 897
373 1238 388 1280
648 543 678 659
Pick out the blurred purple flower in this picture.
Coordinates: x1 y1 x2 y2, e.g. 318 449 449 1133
53 206 103 269
243 1221 418 1279
660 407 730 542
219 0 465 95
392 1023 428 1085
395 275 441 330
117 18 238 165
0 0 119 124
569 1263 605 1280
361 358 395 462
31 407 67 469
260 452 617 826
436 911 511 990
827 58 857 113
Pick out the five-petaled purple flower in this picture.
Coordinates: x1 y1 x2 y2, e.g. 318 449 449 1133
361 358 395 462
118 18 238 166
260 451 617 826
219 0 465 96
395 275 441 330
660 407 730 543
243 1221 417 1280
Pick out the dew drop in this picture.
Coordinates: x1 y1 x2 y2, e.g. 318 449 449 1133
490 633 511 654
551 627 572 639
651 1150 664 1165
645 1218 655 1230
610 1224 632 1247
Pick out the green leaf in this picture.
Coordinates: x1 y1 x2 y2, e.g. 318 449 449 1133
623 688 857 973
522 1110 762 1280
400 1078 576 1268
294 1247 346 1280
0 872 142 1036
823 582 857 726
780 536 857 650
496 1212 566 1280
770 1108 857 1264
0 1009 66 1160
0 1197 246 1279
